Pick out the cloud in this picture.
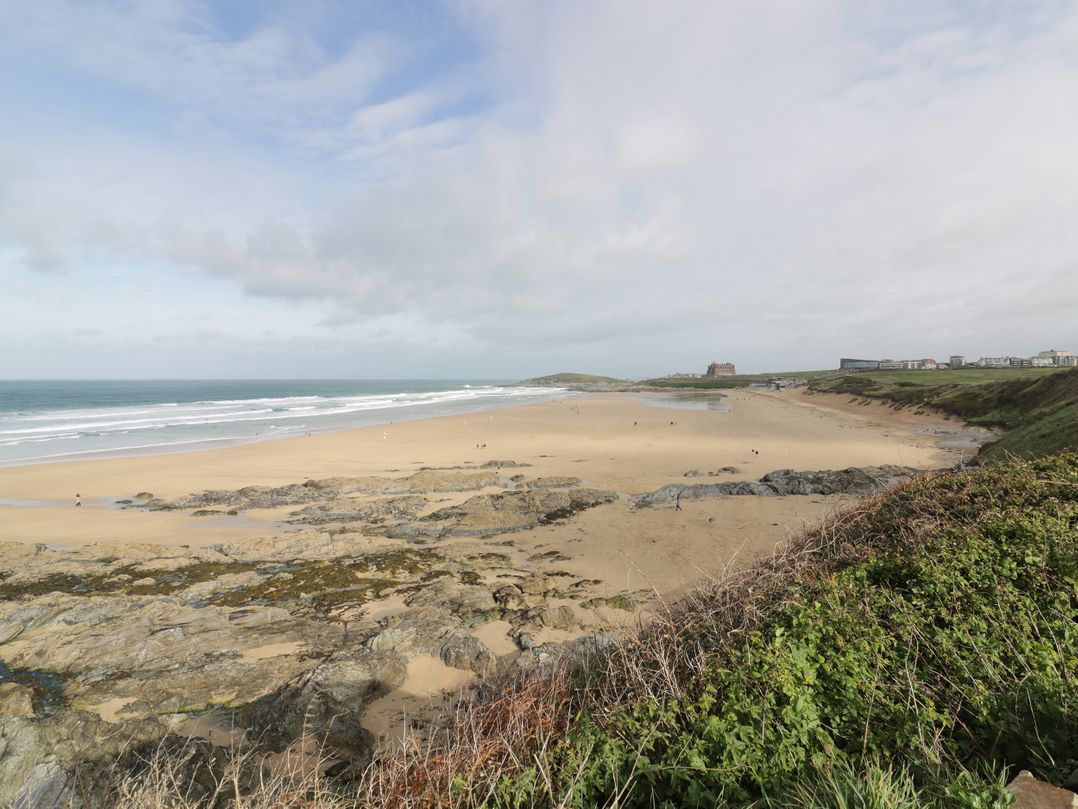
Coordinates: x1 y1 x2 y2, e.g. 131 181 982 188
3 1 1078 376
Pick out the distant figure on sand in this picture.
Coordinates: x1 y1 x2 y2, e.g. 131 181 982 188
75 493 81 508
675 491 682 511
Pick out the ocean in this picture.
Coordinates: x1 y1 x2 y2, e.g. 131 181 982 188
0 380 567 467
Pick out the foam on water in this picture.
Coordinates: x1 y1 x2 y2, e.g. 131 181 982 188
0 381 567 466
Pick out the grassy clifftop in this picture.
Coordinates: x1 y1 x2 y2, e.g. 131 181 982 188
352 454 1078 807
518 372 626 385
811 366 1078 459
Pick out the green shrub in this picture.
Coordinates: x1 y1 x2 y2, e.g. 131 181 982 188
489 455 1078 807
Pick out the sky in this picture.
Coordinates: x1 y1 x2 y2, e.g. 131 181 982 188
2 0 1078 379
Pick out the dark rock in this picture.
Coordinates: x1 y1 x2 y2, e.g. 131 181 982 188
494 584 526 610
0 714 166 808
521 477 581 490
440 634 496 676
636 466 919 507
241 648 406 753
289 495 425 525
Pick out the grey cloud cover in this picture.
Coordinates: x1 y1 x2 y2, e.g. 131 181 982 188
1 1 1077 378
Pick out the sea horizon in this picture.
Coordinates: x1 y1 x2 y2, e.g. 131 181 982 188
0 379 567 468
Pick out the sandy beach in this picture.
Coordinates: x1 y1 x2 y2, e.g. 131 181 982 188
0 388 983 756
0 388 970 551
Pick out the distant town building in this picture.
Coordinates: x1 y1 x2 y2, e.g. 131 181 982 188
839 358 880 371
839 349 1075 373
1038 349 1073 366
706 361 736 376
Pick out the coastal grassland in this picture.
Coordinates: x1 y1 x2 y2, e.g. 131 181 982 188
643 369 841 389
105 454 1077 807
519 372 626 385
823 366 1063 388
810 365 1078 459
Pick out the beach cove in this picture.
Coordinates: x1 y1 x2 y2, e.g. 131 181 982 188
0 388 987 797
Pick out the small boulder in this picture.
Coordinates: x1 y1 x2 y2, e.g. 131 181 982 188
537 605 577 631
494 584 526 610
1006 770 1077 808
519 574 550 596
440 634 496 677
0 683 35 717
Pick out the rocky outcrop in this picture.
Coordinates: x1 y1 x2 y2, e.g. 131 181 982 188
0 594 342 717
0 714 166 808
384 488 617 540
288 495 426 525
404 578 497 618
137 469 500 512
0 469 634 792
240 648 407 753
367 607 462 656
635 465 919 507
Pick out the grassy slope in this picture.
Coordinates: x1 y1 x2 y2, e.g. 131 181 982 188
520 372 625 384
643 369 842 389
811 366 1078 459
474 455 1078 807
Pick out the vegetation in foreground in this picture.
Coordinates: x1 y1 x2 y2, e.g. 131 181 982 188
811 366 1078 459
101 453 1078 807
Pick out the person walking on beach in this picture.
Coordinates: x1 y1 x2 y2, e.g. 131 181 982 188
675 490 682 511
74 493 81 508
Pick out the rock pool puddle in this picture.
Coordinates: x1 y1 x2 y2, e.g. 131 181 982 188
631 394 732 412
0 497 63 508
0 660 68 715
